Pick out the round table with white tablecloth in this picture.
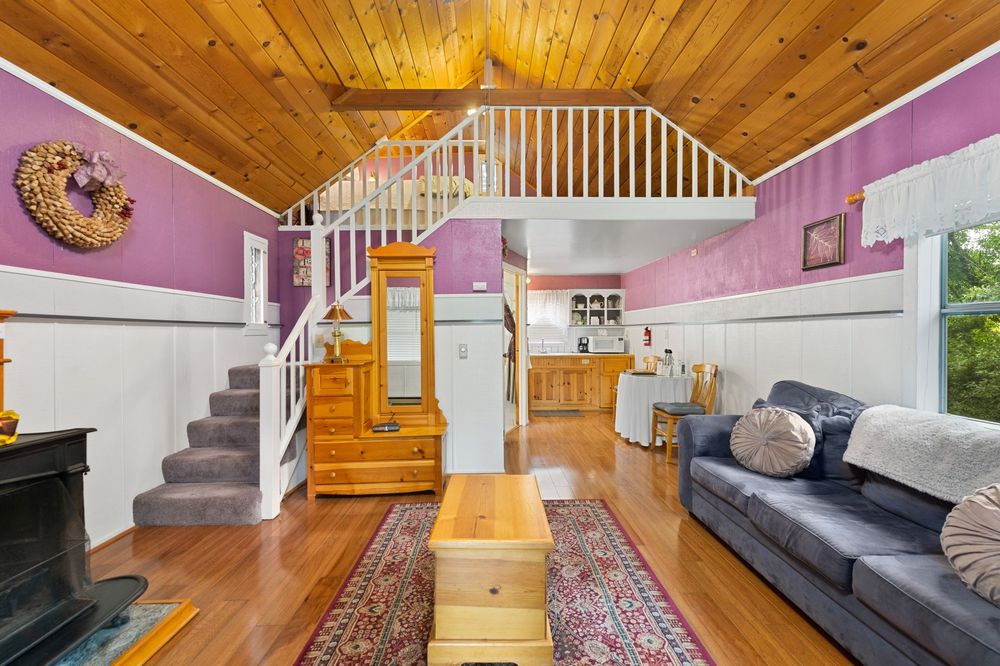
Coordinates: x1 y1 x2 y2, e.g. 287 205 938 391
614 373 693 447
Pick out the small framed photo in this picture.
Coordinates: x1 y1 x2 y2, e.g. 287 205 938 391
802 213 845 271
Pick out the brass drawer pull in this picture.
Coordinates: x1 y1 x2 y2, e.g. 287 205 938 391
328 426 337 434
328 449 336 457
329 472 337 479
412 447 420 454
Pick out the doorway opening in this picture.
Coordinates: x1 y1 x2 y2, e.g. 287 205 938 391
503 264 527 432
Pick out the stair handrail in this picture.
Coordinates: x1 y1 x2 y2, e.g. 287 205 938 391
310 107 489 306
316 107 488 236
258 293 321 520
283 139 431 227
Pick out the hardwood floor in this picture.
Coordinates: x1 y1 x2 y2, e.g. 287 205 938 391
91 412 852 665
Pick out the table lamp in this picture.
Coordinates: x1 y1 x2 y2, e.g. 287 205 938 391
322 302 352 363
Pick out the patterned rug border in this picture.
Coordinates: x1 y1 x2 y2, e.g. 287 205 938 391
295 498 715 665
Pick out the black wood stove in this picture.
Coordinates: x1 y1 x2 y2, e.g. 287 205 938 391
0 429 147 665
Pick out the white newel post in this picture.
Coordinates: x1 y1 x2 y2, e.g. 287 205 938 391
311 217 327 331
259 342 282 520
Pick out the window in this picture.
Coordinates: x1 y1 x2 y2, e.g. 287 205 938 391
243 232 269 334
527 290 569 347
386 287 421 362
941 221 1000 422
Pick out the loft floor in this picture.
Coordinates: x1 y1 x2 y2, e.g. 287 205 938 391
90 412 851 665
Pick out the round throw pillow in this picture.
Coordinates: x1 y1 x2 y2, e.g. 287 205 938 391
730 407 816 478
941 484 1000 606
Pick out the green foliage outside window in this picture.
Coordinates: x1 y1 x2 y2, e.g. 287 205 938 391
944 222 1000 422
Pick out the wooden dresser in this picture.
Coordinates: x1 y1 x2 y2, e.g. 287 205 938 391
305 242 447 498
305 352 444 498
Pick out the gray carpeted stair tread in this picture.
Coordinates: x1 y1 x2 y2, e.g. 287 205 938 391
162 447 259 484
187 416 259 448
228 365 260 390
209 388 260 416
133 483 261 526
134 362 270 527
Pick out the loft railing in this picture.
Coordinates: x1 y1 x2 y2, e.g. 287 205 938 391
287 105 752 229
260 104 753 518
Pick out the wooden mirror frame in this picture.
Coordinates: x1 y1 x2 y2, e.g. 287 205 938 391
369 242 439 425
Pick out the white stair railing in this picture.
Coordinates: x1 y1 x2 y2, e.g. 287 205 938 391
282 140 431 227
258 293 320 520
311 107 492 305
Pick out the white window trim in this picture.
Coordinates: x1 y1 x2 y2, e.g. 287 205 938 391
243 231 269 336
902 234 942 411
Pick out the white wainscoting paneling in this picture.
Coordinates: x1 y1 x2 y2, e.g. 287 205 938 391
435 322 505 475
624 271 905 413
3 269 280 546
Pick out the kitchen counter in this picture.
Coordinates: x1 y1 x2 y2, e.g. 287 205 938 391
530 352 632 358
528 354 634 411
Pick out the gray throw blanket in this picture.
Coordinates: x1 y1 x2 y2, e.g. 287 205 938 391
844 405 1000 503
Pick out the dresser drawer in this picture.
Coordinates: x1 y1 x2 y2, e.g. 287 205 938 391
310 367 354 396
312 438 435 463
313 460 436 485
309 396 355 419
310 418 354 438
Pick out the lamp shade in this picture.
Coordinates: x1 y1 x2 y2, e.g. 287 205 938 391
322 303 352 322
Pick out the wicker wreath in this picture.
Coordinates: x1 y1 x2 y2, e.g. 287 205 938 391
15 140 134 248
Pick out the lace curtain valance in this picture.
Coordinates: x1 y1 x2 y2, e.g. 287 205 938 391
386 286 421 311
861 133 1000 247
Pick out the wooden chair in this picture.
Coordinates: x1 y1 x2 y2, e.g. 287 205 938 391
652 363 718 463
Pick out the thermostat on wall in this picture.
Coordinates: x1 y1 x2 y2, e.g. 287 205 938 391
472 281 488 292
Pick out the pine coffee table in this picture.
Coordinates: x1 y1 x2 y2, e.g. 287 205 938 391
427 474 554 666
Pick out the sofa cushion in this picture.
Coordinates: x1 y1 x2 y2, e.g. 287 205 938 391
748 488 943 591
862 473 954 533
764 381 867 487
854 555 1000 665
731 407 816 477
690 458 841 515
653 401 705 416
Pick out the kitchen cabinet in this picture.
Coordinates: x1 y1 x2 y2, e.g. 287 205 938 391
528 354 633 411
560 367 593 404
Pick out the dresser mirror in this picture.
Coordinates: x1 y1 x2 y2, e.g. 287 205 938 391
384 278 423 406
369 243 439 423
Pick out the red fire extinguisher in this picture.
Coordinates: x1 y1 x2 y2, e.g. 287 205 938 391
642 326 652 347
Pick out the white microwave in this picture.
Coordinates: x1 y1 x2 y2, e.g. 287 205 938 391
587 336 626 353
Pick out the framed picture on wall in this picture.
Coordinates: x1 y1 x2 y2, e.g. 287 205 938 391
292 238 331 287
801 213 845 270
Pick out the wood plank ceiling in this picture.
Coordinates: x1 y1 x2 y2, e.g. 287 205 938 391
2 1 999 211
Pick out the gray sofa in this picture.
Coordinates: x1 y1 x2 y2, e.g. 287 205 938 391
677 380 1000 666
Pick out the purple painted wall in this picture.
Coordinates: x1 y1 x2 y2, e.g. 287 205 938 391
0 70 278 300
527 275 621 290
623 53 1000 312
277 218 502 337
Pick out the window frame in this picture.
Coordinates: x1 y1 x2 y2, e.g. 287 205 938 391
938 228 1000 420
243 231 269 336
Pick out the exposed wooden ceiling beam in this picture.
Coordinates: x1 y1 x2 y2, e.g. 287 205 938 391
330 88 647 111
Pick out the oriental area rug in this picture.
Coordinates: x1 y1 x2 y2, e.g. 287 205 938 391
296 500 713 666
